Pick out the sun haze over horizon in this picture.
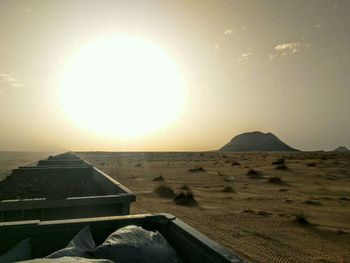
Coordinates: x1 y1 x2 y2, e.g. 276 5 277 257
0 0 350 152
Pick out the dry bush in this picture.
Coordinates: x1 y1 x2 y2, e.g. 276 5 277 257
223 186 234 193
268 176 282 184
188 166 205 173
246 169 261 178
174 190 198 206
275 164 288 170
272 158 285 165
231 161 240 166
294 212 310 225
181 184 190 190
153 175 165 181
241 208 255 214
154 184 175 198
304 200 322 206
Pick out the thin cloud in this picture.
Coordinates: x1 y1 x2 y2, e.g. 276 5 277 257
224 29 234 36
237 52 253 63
274 42 301 53
270 41 310 60
0 73 24 88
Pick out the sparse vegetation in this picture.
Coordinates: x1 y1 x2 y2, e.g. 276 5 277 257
217 171 224 176
153 175 165 181
275 164 288 170
272 158 285 165
188 166 205 172
154 184 175 198
241 208 255 214
246 169 261 178
174 190 198 206
304 200 322 206
180 184 190 190
224 175 234 182
231 161 240 166
268 176 282 184
294 212 310 225
223 186 234 193
257 211 271 216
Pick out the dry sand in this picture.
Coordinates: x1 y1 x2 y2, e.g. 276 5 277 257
77 151 350 263
0 151 349 262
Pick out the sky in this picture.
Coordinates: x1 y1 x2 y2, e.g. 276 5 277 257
0 0 349 151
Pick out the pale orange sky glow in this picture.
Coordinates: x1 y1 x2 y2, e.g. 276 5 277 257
0 0 349 151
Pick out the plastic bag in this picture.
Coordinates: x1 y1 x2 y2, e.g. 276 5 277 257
0 239 31 263
46 226 95 258
94 225 182 263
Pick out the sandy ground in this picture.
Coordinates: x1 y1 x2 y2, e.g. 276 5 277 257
0 152 54 174
77 151 350 263
0 151 349 262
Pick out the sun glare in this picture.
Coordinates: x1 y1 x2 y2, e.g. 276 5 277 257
58 35 186 138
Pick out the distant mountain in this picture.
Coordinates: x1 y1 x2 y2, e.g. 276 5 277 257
220 131 298 152
333 146 350 152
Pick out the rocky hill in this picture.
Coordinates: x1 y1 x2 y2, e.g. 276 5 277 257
220 131 298 152
333 146 350 152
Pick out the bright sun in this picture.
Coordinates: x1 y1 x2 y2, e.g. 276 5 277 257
59 35 186 138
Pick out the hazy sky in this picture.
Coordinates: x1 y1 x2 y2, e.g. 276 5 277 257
0 0 349 151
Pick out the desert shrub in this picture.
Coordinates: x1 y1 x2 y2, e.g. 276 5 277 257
257 211 271 216
272 158 285 165
268 176 282 184
180 184 190 190
275 164 288 170
231 161 240 166
307 162 316 167
154 184 175 198
294 212 310 225
246 169 261 178
223 186 234 193
224 176 234 182
135 163 142 167
241 208 255 214
153 175 165 181
304 200 322 206
174 190 198 206
188 166 205 173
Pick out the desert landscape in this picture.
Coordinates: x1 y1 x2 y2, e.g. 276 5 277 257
0 133 349 262
1 1 350 262
71 150 350 263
